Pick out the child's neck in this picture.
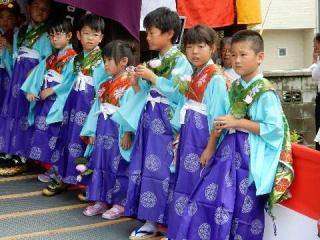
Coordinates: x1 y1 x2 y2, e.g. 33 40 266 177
57 44 70 52
83 46 98 53
242 69 259 83
112 70 125 79
159 43 173 56
30 20 43 28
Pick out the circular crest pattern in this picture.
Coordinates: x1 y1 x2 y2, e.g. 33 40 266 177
150 118 166 135
130 170 141 185
35 116 49 131
103 136 115 150
184 153 200 173
250 219 264 235
140 191 157 208
174 196 189 216
198 223 211 240
48 137 58 150
68 143 83 158
145 154 161 172
205 183 218 201
194 112 204 129
0 136 5 150
239 178 249 195
75 111 87 126
214 207 230 225
30 146 41 160
241 195 253 214
188 201 198 216
51 150 60 163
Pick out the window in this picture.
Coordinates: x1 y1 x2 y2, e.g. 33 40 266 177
278 48 287 57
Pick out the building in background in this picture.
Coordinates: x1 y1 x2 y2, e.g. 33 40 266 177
254 0 318 71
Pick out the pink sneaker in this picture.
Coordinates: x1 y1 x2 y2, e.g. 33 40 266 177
102 204 124 220
83 202 107 217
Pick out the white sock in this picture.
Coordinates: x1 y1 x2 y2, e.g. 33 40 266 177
139 221 157 232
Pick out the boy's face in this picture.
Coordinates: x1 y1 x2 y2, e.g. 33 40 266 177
48 31 72 50
28 0 51 25
185 42 214 69
221 43 232 68
77 26 103 52
231 40 264 81
0 10 18 32
146 26 173 52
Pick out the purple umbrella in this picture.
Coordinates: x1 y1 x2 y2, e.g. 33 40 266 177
55 0 142 40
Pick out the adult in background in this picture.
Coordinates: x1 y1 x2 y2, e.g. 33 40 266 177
311 33 320 150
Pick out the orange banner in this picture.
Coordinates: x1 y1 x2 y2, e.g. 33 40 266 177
281 144 320 220
177 0 235 29
236 0 262 25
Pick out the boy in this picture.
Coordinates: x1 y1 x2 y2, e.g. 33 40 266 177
0 0 52 176
42 14 109 196
172 30 292 240
122 7 193 239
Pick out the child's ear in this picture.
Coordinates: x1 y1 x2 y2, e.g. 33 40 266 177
166 30 174 42
120 57 128 67
66 32 72 41
76 31 81 41
257 51 264 65
99 34 104 43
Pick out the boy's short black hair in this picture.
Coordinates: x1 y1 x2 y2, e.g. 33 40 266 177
78 14 105 33
231 30 264 53
27 0 52 7
183 25 217 48
143 7 180 43
315 33 320 42
48 18 73 35
103 40 135 66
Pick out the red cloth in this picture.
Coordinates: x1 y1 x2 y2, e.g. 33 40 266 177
177 0 235 28
281 144 320 220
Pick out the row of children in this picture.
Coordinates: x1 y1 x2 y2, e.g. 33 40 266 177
0 1 293 239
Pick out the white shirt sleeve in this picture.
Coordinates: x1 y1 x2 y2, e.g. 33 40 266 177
311 63 320 81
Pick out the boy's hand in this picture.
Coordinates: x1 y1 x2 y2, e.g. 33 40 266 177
26 93 40 102
40 88 54 100
88 136 95 145
135 64 157 84
215 115 239 129
121 132 132 150
200 146 214 166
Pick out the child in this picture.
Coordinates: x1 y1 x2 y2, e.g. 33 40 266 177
42 14 108 196
0 1 19 170
0 0 52 168
123 7 193 239
80 40 141 219
165 25 229 240
21 18 76 182
173 30 292 240
220 37 239 84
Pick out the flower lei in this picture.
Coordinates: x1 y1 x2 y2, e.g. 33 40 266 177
229 78 294 208
98 73 130 106
73 48 102 76
46 48 77 74
229 78 274 119
17 24 47 48
146 49 182 79
75 157 93 182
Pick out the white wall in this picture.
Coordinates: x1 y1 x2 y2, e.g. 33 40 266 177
259 29 315 71
256 0 316 30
